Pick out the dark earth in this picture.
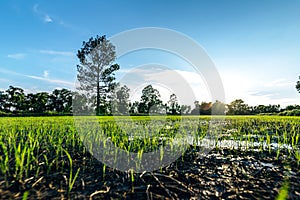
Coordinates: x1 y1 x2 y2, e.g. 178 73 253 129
0 146 299 199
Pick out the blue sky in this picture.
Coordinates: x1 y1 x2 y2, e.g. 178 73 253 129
1 0 300 106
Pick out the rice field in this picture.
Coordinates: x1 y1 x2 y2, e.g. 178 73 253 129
0 116 299 199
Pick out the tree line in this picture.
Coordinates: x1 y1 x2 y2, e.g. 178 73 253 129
0 84 299 116
0 86 72 116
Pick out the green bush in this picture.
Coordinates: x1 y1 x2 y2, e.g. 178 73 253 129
278 109 300 116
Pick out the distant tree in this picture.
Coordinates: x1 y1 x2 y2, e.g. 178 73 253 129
26 92 49 113
200 101 212 115
72 91 94 115
26 93 36 111
227 99 250 115
48 89 72 113
138 85 163 114
0 90 8 112
285 104 300 111
5 86 26 112
212 100 225 115
252 104 280 114
181 105 191 115
76 35 120 115
296 76 300 93
129 101 139 114
167 93 181 115
110 84 130 115
191 101 200 115
252 105 265 114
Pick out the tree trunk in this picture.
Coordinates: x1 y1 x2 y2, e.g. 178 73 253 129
96 72 100 115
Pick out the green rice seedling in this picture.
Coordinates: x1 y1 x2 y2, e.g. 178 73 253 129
63 149 80 193
294 150 300 166
160 146 164 161
130 169 134 183
276 181 289 200
103 164 106 179
22 191 29 200
0 142 9 186
266 134 271 153
276 128 282 159
14 142 29 181
0 115 299 197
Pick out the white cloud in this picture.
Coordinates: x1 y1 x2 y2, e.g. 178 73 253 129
26 75 74 89
263 78 294 88
44 15 53 23
218 70 300 106
32 3 89 34
116 67 210 106
7 53 26 59
32 4 53 23
0 68 74 89
43 70 49 78
39 50 74 57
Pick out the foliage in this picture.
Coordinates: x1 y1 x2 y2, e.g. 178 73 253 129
252 104 280 114
47 89 72 113
5 86 26 112
0 85 299 116
76 35 120 115
181 105 191 115
110 84 130 115
296 76 300 93
276 181 289 200
138 85 164 114
167 94 181 115
227 99 250 115
191 101 213 115
212 100 226 115
278 109 300 116
0 86 72 115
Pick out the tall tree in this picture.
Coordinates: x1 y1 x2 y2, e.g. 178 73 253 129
76 35 120 115
296 76 300 93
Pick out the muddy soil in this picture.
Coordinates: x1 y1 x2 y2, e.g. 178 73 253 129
0 147 299 199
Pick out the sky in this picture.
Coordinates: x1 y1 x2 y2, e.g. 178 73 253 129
1 0 300 107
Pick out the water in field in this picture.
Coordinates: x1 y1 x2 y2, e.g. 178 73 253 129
187 133 295 151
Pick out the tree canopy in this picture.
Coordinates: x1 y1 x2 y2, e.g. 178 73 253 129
296 76 300 93
0 86 72 116
138 85 163 114
76 35 120 115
